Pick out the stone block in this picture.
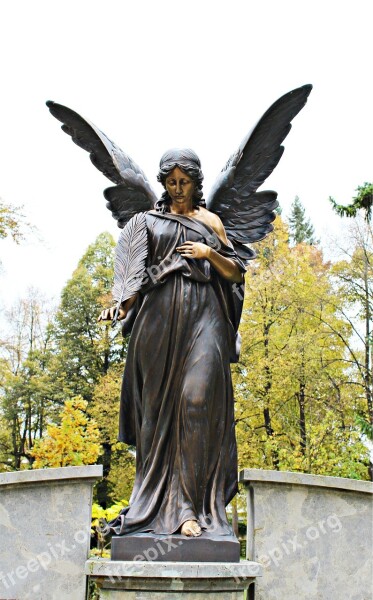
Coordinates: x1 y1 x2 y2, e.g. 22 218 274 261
0 465 102 599
86 558 262 599
240 468 373 600
111 532 240 562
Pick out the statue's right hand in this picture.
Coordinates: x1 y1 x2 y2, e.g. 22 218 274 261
97 306 126 323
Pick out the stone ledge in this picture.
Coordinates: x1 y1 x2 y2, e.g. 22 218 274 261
0 464 103 488
239 468 373 494
86 558 262 579
86 559 261 594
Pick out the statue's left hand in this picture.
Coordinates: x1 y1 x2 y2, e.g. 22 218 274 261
176 241 211 259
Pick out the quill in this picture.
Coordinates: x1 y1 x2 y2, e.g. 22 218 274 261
112 212 148 327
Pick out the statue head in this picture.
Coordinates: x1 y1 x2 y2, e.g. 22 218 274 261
156 148 205 212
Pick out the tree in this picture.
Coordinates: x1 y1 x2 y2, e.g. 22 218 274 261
47 232 127 404
329 182 373 223
44 232 129 504
329 186 372 478
329 221 373 479
0 198 28 243
288 196 317 245
233 217 369 479
30 396 101 468
0 290 54 469
89 365 135 507
0 233 131 505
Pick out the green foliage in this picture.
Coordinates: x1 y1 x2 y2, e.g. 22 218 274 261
47 232 127 404
288 196 316 245
91 497 129 558
89 365 136 506
0 234 129 501
329 182 373 222
355 414 373 441
1 215 371 505
30 396 101 468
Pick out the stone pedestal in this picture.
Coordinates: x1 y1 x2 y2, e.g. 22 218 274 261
111 532 240 562
240 468 373 600
86 558 262 599
0 465 102 600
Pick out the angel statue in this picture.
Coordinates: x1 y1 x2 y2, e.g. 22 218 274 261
47 84 312 543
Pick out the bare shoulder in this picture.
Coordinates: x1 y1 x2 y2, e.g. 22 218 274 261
196 207 224 232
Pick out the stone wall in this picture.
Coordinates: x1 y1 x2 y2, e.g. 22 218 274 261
0 465 102 600
239 469 373 600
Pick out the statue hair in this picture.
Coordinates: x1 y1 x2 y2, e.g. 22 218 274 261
156 148 206 213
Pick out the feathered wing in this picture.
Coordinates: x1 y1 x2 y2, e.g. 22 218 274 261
46 101 157 227
112 212 148 326
207 84 312 262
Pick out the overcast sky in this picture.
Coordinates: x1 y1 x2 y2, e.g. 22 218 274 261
0 0 372 310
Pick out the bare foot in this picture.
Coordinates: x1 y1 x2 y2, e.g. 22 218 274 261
180 520 202 537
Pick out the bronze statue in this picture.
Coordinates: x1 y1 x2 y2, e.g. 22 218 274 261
47 85 312 542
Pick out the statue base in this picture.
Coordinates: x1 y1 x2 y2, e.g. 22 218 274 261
86 558 262 599
110 532 240 562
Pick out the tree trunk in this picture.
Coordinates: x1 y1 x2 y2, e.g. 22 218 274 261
363 251 373 481
263 321 279 468
298 380 307 456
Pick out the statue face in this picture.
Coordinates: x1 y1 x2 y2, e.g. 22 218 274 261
165 167 195 206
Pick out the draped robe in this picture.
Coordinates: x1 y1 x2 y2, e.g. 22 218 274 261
109 211 246 536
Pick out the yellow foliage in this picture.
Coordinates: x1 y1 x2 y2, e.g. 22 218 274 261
234 217 370 480
89 366 136 503
30 396 101 468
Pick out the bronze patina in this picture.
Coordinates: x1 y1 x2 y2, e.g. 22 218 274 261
47 85 312 557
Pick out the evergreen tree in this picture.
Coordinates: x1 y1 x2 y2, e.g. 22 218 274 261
288 196 316 245
329 182 373 223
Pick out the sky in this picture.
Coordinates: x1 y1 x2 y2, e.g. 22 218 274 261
0 0 372 310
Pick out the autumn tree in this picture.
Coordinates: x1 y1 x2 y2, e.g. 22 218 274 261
89 365 135 507
234 217 369 479
0 290 54 469
329 184 372 477
328 221 373 478
0 198 28 243
0 233 129 497
47 232 127 404
30 396 101 468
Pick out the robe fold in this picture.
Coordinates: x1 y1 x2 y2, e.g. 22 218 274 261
109 211 246 536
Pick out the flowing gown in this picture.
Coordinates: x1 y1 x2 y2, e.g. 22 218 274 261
109 211 246 536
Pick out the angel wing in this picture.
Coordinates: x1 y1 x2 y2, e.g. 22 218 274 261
206 84 312 262
46 101 157 227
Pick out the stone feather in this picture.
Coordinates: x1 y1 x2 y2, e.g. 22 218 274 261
112 212 148 325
